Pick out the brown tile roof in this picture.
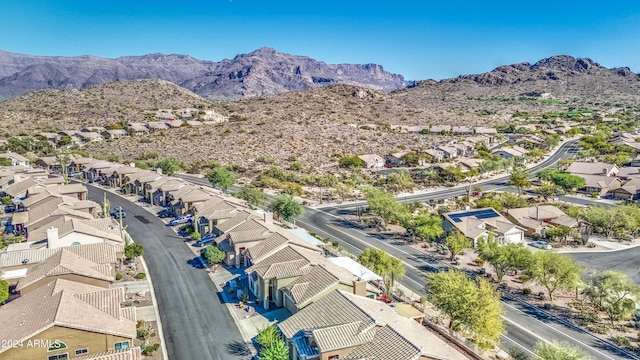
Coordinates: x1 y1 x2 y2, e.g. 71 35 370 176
566 161 619 176
0 279 136 355
16 249 114 291
0 242 117 268
285 265 340 307
342 325 420 360
279 290 370 339
313 321 377 352
215 210 258 233
246 246 313 279
27 183 87 197
5 176 38 197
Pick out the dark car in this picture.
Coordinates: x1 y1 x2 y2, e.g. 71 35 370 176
110 207 127 219
4 205 16 214
157 208 172 218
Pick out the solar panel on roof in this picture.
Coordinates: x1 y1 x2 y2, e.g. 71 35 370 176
448 208 500 222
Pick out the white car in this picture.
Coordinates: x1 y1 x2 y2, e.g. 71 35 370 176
529 241 552 250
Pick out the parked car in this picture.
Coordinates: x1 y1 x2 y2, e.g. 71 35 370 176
110 207 126 219
168 215 192 226
4 205 16 214
194 237 215 247
529 241 552 250
157 208 172 218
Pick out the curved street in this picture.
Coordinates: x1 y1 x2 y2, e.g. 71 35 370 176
85 185 251 360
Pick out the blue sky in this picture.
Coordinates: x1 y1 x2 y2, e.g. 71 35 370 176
2 1 640 80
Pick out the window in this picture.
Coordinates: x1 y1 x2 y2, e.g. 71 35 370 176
74 348 88 355
70 242 81 246
328 355 339 360
47 354 68 360
114 341 130 351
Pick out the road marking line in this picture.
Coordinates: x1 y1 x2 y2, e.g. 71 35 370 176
501 334 540 358
500 301 616 360
307 219 619 359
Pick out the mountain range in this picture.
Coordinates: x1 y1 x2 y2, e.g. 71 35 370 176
0 47 406 100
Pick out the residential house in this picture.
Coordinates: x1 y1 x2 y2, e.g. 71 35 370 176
134 172 163 199
435 145 459 159
26 217 122 248
1 242 119 285
566 161 619 177
491 146 529 159
429 125 452 134
26 183 88 200
358 154 385 169
452 126 474 135
37 132 61 144
278 289 468 360
579 174 622 196
193 197 240 234
4 176 39 199
630 156 640 168
474 127 498 135
147 121 170 131
216 215 282 268
35 156 62 171
108 166 140 188
610 178 640 200
442 208 525 246
153 179 188 206
15 249 114 294
402 125 424 134
0 279 137 360
58 130 84 144
424 149 444 162
171 187 217 215
77 132 103 143
505 205 591 238
246 245 353 310
0 152 30 167
456 158 483 172
385 152 408 167
164 119 184 128
102 129 130 139
617 166 640 180
127 123 150 136
81 126 107 134
515 134 545 149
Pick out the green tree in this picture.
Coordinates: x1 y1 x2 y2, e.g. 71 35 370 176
477 238 533 283
537 184 562 199
0 157 11 166
338 156 362 169
545 225 573 244
270 194 304 223
476 197 503 212
0 279 8 303
583 270 640 324
257 325 288 360
363 187 407 226
445 231 472 261
358 248 405 291
124 242 144 260
155 157 183 176
207 167 236 192
425 269 505 349
383 169 415 193
401 212 443 242
525 251 583 301
509 169 531 194
534 341 590 360
235 185 268 209
551 173 586 191
202 245 226 264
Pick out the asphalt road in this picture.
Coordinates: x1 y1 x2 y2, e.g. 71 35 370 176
85 185 251 360
294 209 636 360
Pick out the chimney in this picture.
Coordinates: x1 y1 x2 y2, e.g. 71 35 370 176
47 227 60 248
263 212 273 225
352 280 366 297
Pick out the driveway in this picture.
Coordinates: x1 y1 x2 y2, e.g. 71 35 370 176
85 185 251 360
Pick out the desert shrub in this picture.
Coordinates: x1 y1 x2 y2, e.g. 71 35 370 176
144 344 160 355
136 273 146 279
587 324 608 334
610 335 631 347
522 288 532 295
115 273 123 281
474 258 485 267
